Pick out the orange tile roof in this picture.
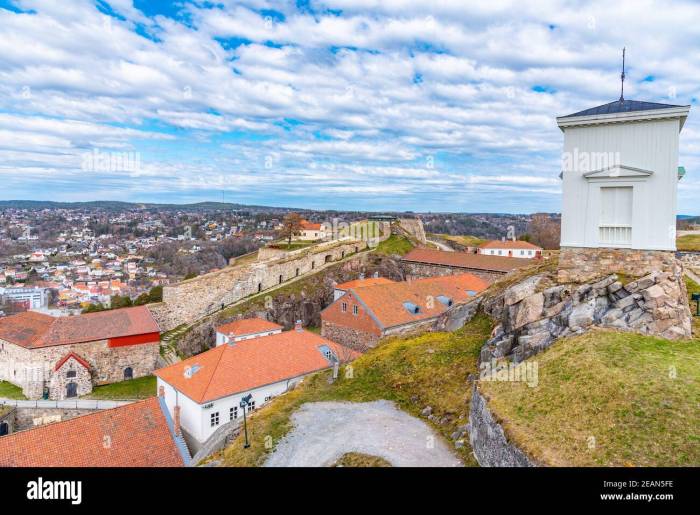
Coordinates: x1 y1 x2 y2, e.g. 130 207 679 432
216 317 283 336
343 273 488 329
0 306 160 349
300 220 322 230
402 248 533 273
478 239 542 250
0 398 185 467
335 277 396 290
155 330 360 404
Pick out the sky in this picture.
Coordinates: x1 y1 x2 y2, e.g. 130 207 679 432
0 0 699 214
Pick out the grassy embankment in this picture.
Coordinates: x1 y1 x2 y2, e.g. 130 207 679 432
86 375 157 400
479 329 700 466
433 234 485 248
374 235 415 256
677 234 700 251
216 314 493 467
0 380 26 400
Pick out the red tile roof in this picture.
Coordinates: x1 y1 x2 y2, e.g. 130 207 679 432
155 330 360 404
335 277 395 291
0 398 185 467
300 219 322 231
402 248 533 273
478 239 542 250
0 306 160 349
340 273 488 329
216 317 283 337
54 352 90 371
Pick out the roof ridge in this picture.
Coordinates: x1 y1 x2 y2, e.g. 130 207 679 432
200 344 229 404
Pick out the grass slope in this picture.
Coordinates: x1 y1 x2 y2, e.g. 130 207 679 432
333 452 391 467
216 314 493 467
480 329 700 466
0 380 26 399
677 234 700 251
86 375 157 400
374 235 414 256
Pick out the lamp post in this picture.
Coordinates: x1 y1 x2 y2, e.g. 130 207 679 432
240 394 253 449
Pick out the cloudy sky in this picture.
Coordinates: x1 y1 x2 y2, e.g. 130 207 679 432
1 0 699 213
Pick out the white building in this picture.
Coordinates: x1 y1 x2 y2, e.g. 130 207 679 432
214 317 282 346
155 325 358 451
0 286 50 309
557 99 690 251
477 240 542 258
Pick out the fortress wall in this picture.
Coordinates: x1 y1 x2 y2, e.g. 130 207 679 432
150 240 367 331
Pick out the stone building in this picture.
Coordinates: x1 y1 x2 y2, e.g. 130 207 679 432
321 273 489 351
556 98 691 283
0 306 160 400
401 248 533 283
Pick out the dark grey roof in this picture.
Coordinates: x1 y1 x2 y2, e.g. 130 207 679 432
560 99 686 118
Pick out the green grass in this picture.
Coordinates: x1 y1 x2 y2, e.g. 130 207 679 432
215 314 493 467
434 234 485 248
684 275 700 335
677 234 700 251
86 375 157 400
270 241 316 251
0 380 26 400
479 329 700 466
374 235 414 256
333 452 391 467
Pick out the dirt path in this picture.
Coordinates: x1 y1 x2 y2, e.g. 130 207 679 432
264 400 462 467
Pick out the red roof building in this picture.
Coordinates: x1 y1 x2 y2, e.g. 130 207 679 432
215 317 283 346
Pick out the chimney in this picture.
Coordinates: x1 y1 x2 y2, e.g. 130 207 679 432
173 405 181 436
295 319 303 332
158 385 164 398
373 271 379 278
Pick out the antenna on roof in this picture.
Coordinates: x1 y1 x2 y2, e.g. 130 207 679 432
619 47 626 102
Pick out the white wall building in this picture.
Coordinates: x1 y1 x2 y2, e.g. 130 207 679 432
155 326 358 451
214 317 282 346
0 286 50 309
477 240 542 258
557 99 690 251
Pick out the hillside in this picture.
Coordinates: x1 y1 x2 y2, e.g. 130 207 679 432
479 329 700 466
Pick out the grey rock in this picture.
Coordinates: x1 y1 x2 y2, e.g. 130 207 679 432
421 406 432 417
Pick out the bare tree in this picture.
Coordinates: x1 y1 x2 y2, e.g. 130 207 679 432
280 212 303 246
527 213 561 250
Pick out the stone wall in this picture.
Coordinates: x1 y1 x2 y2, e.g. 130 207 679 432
481 261 692 363
396 218 427 244
679 251 700 270
401 261 503 283
152 239 368 332
12 407 95 431
558 247 678 283
321 320 380 352
468 383 536 467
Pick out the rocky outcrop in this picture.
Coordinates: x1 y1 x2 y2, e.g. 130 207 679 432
468 383 536 467
481 263 692 363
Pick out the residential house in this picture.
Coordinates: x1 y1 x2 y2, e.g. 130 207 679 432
477 239 542 258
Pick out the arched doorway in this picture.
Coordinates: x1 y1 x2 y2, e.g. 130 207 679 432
0 422 8 436
66 382 78 398
324 255 331 263
278 274 283 284
258 282 262 292
124 367 133 380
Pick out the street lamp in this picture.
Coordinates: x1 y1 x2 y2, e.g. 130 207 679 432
240 394 253 449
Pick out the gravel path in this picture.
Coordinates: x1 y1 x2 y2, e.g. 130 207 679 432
264 400 462 467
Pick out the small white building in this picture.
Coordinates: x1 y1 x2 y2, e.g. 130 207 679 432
155 325 358 451
214 317 282 346
295 220 329 241
0 286 50 309
477 240 542 259
557 99 690 251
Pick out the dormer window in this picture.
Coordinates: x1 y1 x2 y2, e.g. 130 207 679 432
436 295 453 307
403 302 420 314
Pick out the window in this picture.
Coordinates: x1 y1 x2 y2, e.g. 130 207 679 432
498 250 502 255
352 305 359 315
248 400 256 411
66 370 76 378
600 186 632 245
341 302 347 313
264 395 274 401
210 412 220 427
123 367 133 380
520 250 524 255
229 407 238 421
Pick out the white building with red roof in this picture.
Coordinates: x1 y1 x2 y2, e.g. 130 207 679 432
155 323 358 450
477 239 542 259
215 317 283 346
